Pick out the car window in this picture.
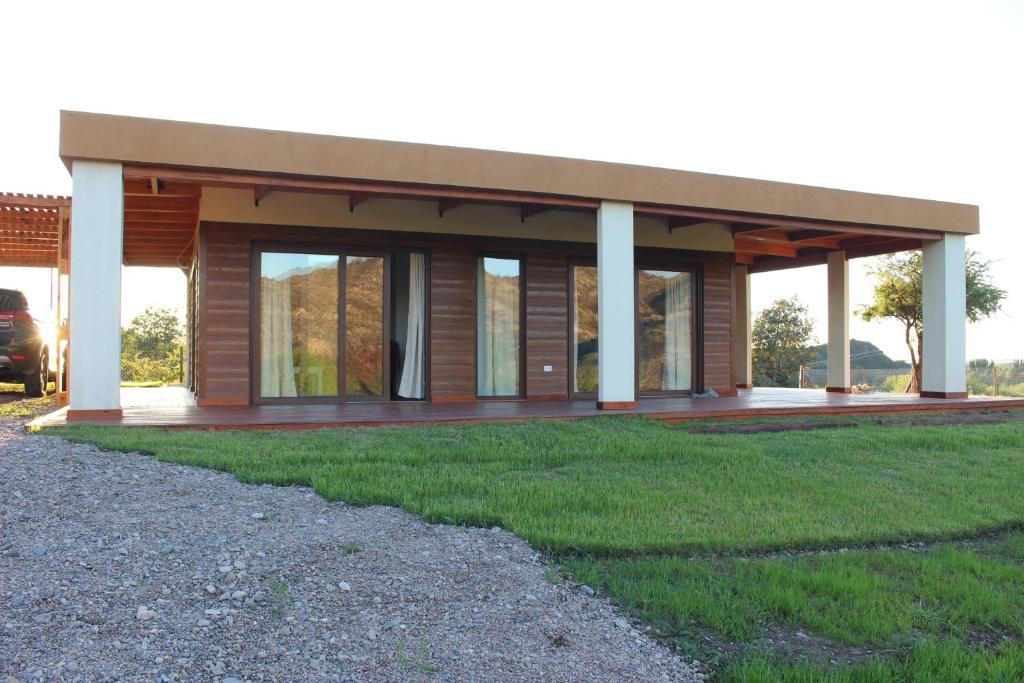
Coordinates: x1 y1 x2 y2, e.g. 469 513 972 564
0 293 24 310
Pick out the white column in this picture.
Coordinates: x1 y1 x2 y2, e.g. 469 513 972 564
597 200 635 408
69 161 123 414
733 265 752 388
826 250 851 392
921 234 967 398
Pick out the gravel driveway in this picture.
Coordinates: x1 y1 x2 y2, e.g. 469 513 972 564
0 420 703 682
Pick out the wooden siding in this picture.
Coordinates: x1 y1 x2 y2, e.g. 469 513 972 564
429 248 477 401
526 254 569 399
702 253 735 395
197 228 251 404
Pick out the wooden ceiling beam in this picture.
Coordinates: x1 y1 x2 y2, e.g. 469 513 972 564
124 179 201 196
123 196 200 212
734 238 798 258
788 229 837 242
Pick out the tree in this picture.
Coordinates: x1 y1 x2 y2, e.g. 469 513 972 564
121 307 185 383
859 250 1005 393
753 297 816 387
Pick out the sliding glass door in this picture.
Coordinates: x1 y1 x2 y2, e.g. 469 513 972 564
638 268 694 393
257 247 426 403
259 252 339 398
477 256 522 397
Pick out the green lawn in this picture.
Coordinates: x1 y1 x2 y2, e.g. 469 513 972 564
49 415 1024 681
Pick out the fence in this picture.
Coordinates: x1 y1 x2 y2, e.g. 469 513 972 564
801 362 1024 397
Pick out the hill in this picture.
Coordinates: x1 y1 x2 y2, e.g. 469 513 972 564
810 339 909 369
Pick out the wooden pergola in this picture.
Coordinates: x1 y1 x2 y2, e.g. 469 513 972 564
0 193 71 405
0 192 68 268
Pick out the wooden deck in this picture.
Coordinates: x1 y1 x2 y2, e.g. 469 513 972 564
28 388 1024 431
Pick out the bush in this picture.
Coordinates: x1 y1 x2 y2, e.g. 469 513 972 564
880 373 911 393
121 350 180 384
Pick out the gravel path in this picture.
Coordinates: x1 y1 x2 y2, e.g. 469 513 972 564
0 421 704 682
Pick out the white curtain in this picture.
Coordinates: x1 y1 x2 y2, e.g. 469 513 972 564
477 258 520 396
260 276 297 397
398 253 426 399
663 273 692 391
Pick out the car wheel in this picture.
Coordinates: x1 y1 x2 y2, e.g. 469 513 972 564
24 352 47 397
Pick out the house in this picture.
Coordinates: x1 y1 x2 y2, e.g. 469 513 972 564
44 111 978 420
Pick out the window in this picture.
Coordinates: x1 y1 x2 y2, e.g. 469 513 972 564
572 264 598 393
477 256 521 397
259 252 339 398
638 269 693 392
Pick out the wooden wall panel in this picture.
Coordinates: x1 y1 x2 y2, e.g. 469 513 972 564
429 248 477 401
702 253 735 396
526 254 569 399
194 220 734 405
197 227 251 404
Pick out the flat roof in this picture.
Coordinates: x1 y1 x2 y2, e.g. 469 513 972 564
58 110 978 235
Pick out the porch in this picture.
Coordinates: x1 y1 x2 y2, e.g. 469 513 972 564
29 387 1024 430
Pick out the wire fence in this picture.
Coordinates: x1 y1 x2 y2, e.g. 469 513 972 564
801 362 1024 397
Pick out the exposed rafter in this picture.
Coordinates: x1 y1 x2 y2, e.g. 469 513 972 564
349 191 368 213
667 217 705 232
520 205 548 223
253 185 270 207
438 198 462 218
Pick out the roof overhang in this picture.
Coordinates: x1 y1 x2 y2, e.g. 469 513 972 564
60 111 978 236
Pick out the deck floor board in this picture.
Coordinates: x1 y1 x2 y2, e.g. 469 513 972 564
29 388 1024 431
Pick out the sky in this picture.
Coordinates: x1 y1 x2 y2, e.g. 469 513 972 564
1 0 1020 361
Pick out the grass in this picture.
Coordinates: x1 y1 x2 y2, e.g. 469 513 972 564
725 640 1024 683
120 381 166 388
44 414 1024 680
52 418 1024 555
566 533 1024 656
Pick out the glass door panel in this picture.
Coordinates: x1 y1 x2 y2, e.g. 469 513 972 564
345 255 385 398
259 252 339 398
572 265 598 393
638 269 693 392
477 256 521 397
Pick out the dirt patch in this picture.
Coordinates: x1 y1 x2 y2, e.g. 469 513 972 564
691 421 858 434
672 623 886 670
686 409 1024 434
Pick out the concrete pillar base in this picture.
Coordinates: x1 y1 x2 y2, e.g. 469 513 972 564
66 409 124 420
596 401 638 410
920 391 969 399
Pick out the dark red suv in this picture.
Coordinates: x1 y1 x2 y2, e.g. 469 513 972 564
0 288 55 396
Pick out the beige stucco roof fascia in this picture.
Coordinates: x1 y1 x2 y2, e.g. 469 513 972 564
58 110 978 235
